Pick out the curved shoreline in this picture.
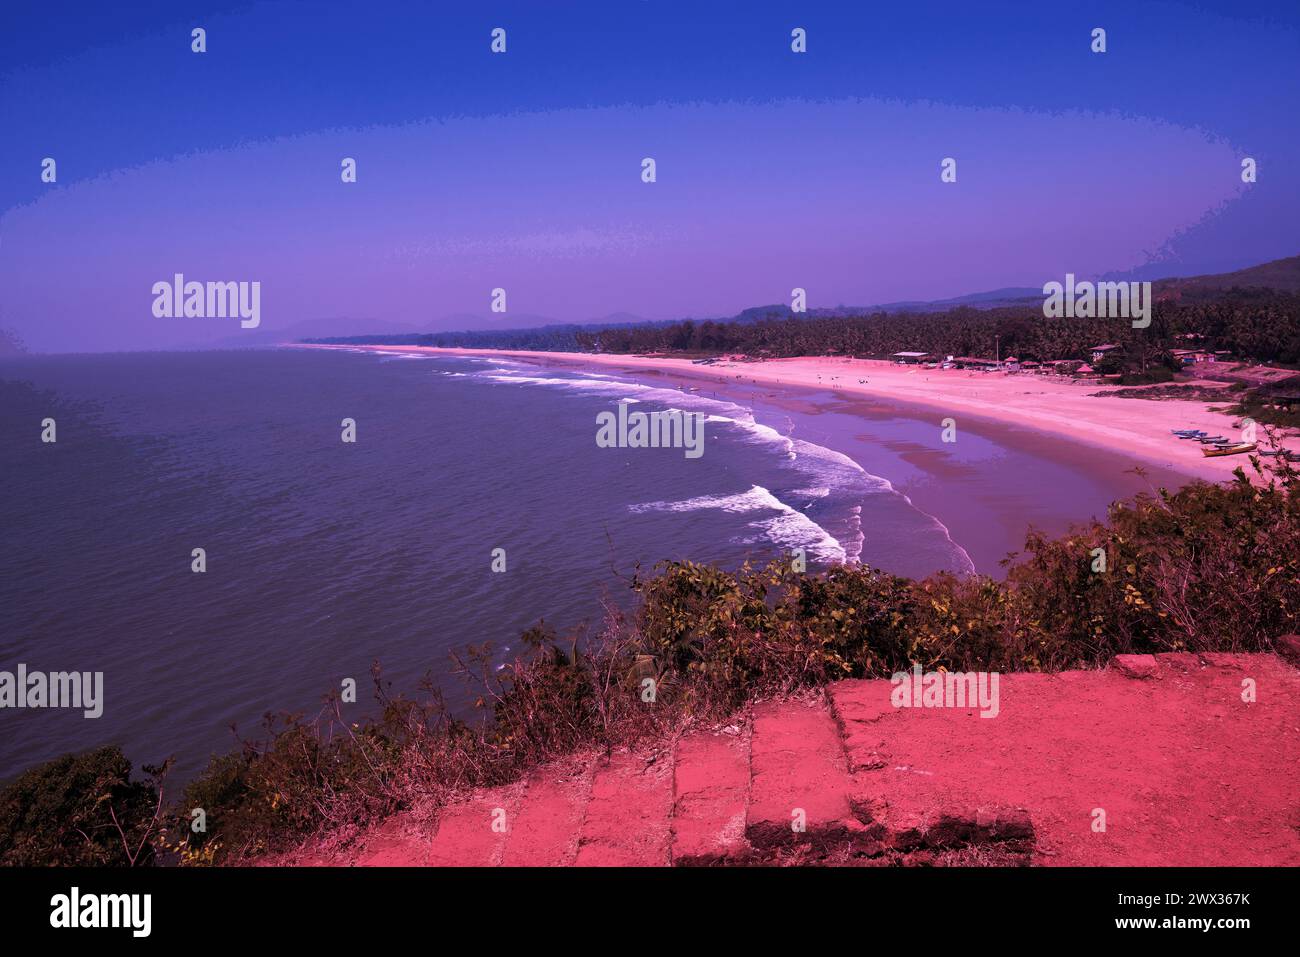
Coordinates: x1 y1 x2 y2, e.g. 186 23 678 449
295 343 1259 574
461 350 974 575
294 344 1274 484
464 350 1264 481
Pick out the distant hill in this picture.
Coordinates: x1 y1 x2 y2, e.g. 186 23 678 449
0 327 28 355
860 286 1045 314
1152 254 1300 299
703 289 1042 325
431 312 564 331
299 253 1300 350
709 258 1300 324
430 310 655 329
588 311 653 326
304 314 681 352
208 316 421 349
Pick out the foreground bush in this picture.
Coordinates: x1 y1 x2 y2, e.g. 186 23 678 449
0 747 164 866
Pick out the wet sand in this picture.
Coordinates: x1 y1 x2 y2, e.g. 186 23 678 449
413 349 1292 480
588 364 1201 573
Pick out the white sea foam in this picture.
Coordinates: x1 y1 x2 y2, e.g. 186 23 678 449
377 352 434 361
789 487 831 499
628 485 777 515
746 510 846 564
629 485 846 564
461 361 974 573
479 373 639 395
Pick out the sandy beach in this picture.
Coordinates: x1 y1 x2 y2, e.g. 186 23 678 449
307 345 1285 485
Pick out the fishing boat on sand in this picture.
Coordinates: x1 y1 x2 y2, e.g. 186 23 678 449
1202 442 1256 457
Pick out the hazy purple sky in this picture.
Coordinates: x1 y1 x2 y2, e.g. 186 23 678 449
2 1 1296 352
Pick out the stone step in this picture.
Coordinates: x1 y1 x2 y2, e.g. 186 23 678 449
499 759 595 867
425 785 519 866
746 695 857 853
671 724 751 865
573 748 673 866
829 672 1035 857
354 814 429 866
827 653 1300 865
327 652 1300 867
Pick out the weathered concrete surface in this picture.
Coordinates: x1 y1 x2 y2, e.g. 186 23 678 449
672 726 751 865
830 653 1300 865
316 653 1300 867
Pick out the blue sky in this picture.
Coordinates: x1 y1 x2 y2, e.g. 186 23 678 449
2 1 1298 350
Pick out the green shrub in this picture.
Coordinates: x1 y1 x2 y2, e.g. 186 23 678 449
0 746 162 866
785 565 916 675
485 623 602 760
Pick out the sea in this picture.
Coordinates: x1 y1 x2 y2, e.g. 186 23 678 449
0 348 1155 782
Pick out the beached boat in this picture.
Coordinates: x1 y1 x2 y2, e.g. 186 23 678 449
1196 436 1228 443
1202 443 1256 457
1171 429 1205 436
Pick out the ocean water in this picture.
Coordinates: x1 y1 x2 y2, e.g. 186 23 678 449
0 348 973 782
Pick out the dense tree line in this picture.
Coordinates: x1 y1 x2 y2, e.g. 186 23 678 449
311 318 676 353
577 289 1300 368
306 289 1300 369
309 325 590 351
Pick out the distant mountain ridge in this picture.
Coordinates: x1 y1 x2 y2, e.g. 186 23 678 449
302 254 1300 346
1149 255 1300 298
722 255 1300 323
719 286 1046 323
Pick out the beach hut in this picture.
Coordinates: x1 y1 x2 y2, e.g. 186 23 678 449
892 351 931 365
